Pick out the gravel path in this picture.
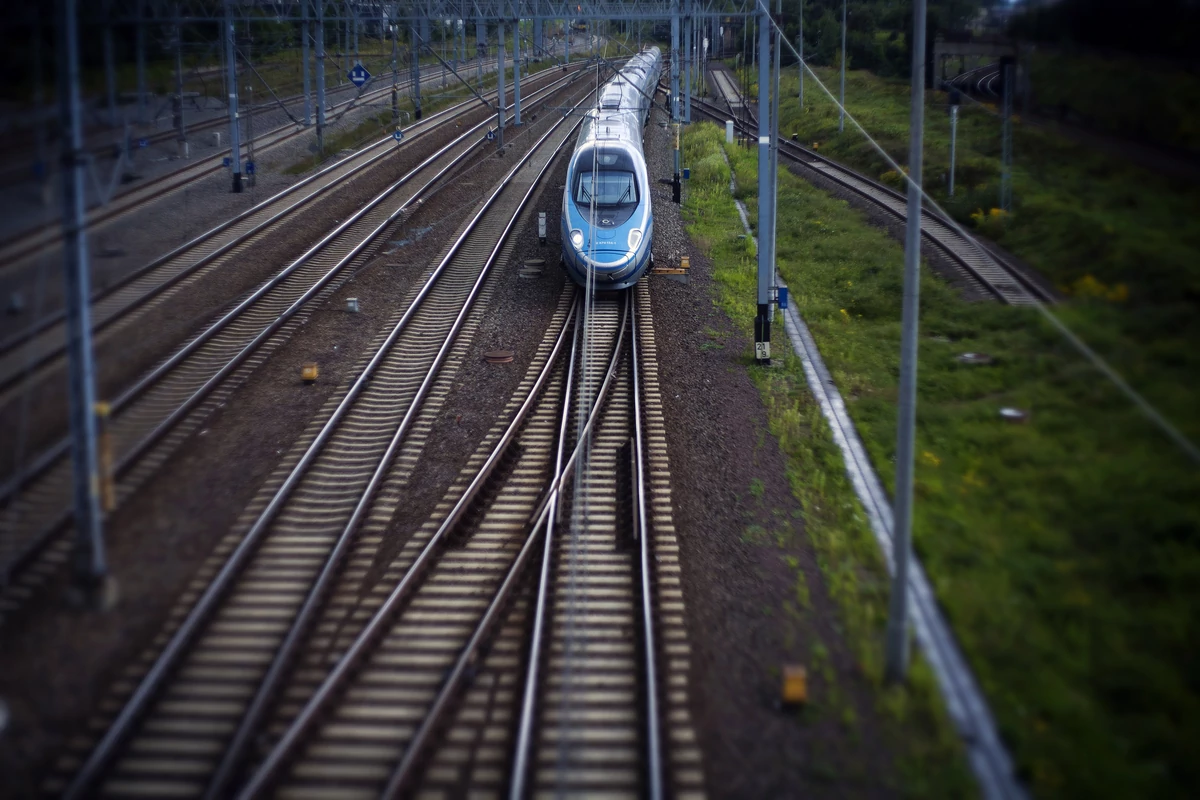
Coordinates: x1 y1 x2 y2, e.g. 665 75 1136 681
643 99 902 796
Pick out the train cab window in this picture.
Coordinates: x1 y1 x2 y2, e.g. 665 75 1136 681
575 170 639 207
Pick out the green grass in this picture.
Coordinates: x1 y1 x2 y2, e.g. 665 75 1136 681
682 123 975 798
682 120 1200 799
752 65 1200 456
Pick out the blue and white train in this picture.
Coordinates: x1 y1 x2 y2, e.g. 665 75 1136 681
561 47 661 291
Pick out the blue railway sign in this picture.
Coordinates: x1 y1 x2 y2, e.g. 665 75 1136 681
393 129 404 142
348 63 372 87
138 138 148 148
486 129 496 141
245 161 256 175
222 156 231 167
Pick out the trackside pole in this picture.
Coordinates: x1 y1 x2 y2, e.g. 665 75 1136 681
514 19 521 125
57 0 108 606
884 0 927 685
302 0 312 126
670 1 680 121
316 0 326 153
411 20 422 119
497 21 506 150
683 4 691 123
224 0 242 192
754 3 770 365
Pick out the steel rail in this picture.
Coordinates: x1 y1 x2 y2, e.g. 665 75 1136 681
509 299 585 800
0 56 504 272
629 287 665 800
233 106 594 800
251 293 626 800
0 62 558 370
0 74 581 591
378 297 589 800
61 85 594 800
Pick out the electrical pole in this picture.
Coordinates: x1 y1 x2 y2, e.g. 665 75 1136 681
302 0 312 126
683 2 692 123
798 0 803 106
316 0 326 154
411 20 422 119
1001 56 1014 212
103 0 117 127
949 89 960 196
770 0 781 298
754 3 771 366
136 0 147 125
514 16 522 124
670 0 680 121
57 0 108 607
884 0 927 686
839 0 846 133
391 21 399 125
497 20 506 150
224 0 243 192
174 6 187 158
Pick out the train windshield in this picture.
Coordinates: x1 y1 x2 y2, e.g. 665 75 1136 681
574 170 639 207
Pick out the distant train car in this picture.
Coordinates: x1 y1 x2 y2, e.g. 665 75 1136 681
561 47 661 291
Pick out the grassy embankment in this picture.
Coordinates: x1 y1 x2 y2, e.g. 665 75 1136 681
681 110 1200 798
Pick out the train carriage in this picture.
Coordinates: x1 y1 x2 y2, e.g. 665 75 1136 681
561 47 661 291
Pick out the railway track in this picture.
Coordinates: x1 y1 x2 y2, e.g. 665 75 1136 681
0 68 577 402
697 71 1055 306
45 78 702 798
0 57 501 275
0 70 596 626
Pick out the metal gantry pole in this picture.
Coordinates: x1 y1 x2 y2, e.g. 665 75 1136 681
497 20 506 150
411 19 422 119
57 0 108 605
797 0 803 105
949 93 959 197
391 20 399 124
513 16 522 125
477 17 485 84
316 0 326 153
884 0 927 686
1001 57 1013 212
174 8 187 157
136 0 147 125
302 0 312 126
103 1 117 127
839 0 846 133
224 0 243 192
769 0 781 296
670 0 679 121
754 3 771 365
683 3 691 123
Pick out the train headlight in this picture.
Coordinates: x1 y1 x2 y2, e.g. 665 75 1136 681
627 228 643 250
570 229 584 249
